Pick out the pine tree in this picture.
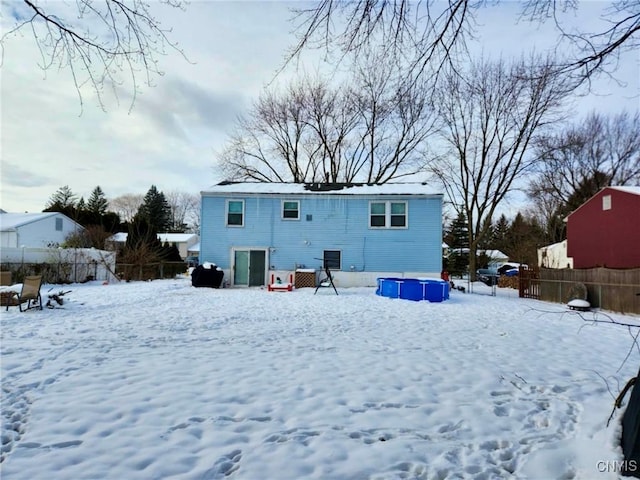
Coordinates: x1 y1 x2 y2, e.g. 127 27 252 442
137 185 171 232
87 186 109 216
445 210 470 277
491 214 510 253
44 185 78 216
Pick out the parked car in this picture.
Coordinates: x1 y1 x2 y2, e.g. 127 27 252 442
476 268 499 286
185 256 199 267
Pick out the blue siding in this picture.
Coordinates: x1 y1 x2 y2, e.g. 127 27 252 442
200 194 442 272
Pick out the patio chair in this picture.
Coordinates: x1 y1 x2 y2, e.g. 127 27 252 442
4 276 43 311
314 258 338 296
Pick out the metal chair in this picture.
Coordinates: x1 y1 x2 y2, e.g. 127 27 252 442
5 275 43 311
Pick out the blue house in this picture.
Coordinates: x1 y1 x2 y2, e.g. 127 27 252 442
200 182 443 288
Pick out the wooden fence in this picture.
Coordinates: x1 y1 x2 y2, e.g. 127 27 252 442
115 262 187 281
519 267 640 314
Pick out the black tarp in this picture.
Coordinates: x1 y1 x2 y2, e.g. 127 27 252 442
191 265 224 288
622 368 640 476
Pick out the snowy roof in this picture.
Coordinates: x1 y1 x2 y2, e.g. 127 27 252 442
565 185 640 220
609 186 640 196
202 182 441 197
108 233 198 243
0 212 74 231
158 233 198 243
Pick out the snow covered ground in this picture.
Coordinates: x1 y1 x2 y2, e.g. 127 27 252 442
1 277 639 479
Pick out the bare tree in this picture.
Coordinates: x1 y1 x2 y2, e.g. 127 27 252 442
109 194 143 223
289 1 639 87
218 60 437 184
429 55 570 279
288 1 475 85
2 0 187 110
528 111 640 242
520 0 640 84
165 190 200 232
346 49 438 183
217 79 319 183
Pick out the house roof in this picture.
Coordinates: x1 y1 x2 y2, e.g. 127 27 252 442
108 232 198 243
565 185 640 220
201 182 442 197
608 186 640 196
0 212 81 231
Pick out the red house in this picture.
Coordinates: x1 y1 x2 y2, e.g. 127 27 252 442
566 186 640 269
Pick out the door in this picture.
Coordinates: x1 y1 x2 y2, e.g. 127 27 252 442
233 249 266 286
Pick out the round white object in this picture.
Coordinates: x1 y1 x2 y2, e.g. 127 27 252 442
568 299 590 310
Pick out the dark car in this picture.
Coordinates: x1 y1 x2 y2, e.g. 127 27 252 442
185 256 199 267
477 268 499 286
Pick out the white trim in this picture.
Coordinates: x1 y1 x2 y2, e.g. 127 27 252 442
226 199 245 227
230 246 269 286
281 199 300 220
368 200 408 229
322 249 342 270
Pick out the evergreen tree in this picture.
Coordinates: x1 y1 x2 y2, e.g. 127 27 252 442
445 210 470 277
137 185 171 232
126 214 162 253
491 214 510 253
87 186 109 216
44 185 78 217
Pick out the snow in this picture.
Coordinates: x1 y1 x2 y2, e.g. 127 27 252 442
2 277 640 479
201 182 440 196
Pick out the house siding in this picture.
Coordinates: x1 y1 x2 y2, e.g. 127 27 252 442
0 213 83 248
201 192 442 278
566 188 640 269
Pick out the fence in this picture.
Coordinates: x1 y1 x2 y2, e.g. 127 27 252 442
0 247 117 284
519 267 640 314
115 262 188 281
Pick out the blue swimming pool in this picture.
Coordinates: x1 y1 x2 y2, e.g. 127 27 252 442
376 277 450 302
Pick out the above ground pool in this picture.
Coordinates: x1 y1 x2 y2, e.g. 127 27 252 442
376 277 450 302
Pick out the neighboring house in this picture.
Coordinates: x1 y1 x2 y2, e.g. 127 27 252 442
481 249 510 270
537 240 573 269
565 186 640 269
446 247 509 270
0 212 84 248
106 232 199 260
200 182 443 287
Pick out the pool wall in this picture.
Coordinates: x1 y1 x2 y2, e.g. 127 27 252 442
376 277 450 302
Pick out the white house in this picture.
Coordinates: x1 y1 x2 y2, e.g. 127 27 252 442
0 212 85 248
107 232 199 260
537 239 573 269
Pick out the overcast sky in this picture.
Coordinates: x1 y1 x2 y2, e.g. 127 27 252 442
1 1 638 214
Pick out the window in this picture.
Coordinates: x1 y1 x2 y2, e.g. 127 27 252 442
323 250 341 270
369 201 407 228
390 202 406 227
370 202 386 227
602 195 612 211
227 200 244 226
282 200 300 220
55 218 63 231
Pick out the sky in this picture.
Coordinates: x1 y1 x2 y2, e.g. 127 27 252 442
2 275 640 478
1 1 638 214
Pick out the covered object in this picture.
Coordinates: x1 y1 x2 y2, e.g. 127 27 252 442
191 263 224 288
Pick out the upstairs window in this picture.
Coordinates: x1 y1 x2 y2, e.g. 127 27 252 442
390 202 407 227
55 218 63 231
602 195 612 211
282 200 300 220
369 201 407 228
370 202 386 227
226 200 244 226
